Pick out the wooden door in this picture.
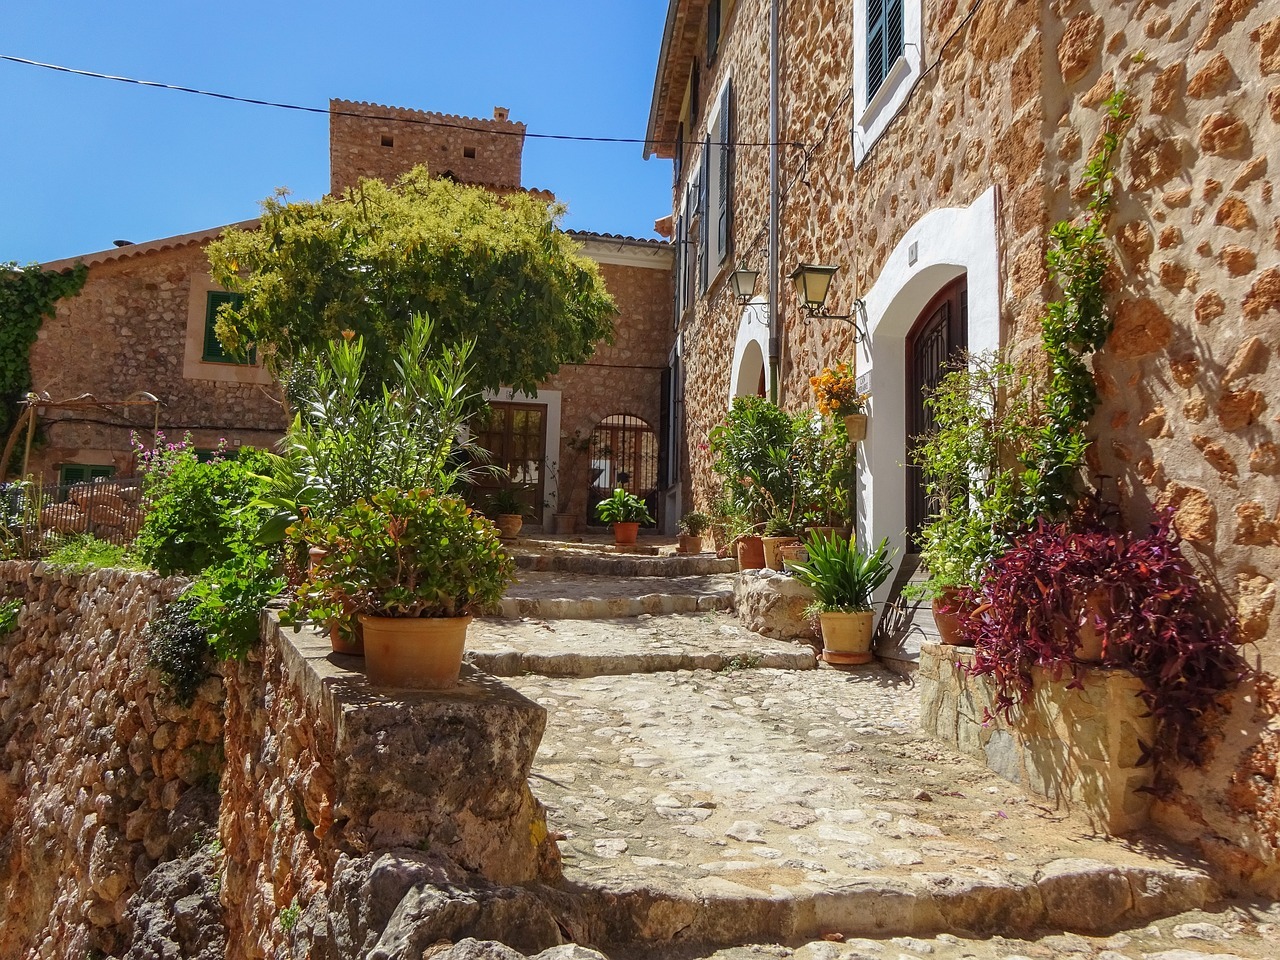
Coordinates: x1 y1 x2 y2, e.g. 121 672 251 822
905 278 967 547
473 402 546 517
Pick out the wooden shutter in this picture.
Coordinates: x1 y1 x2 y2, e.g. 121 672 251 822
203 291 254 364
886 0 905 66
674 121 684 178
706 0 721 64
658 366 673 490
673 214 684 328
867 0 886 100
716 80 733 264
690 59 700 126
698 138 710 294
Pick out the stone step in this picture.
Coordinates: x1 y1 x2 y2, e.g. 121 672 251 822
496 572 736 620
514 551 738 578
468 612 816 678
513 667 1220 949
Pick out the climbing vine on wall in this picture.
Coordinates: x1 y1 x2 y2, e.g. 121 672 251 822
0 262 88 437
1026 90 1132 519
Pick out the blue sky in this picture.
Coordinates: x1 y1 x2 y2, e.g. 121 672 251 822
1 1 673 265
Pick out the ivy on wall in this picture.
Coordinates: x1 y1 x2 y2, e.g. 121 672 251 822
1026 91 1132 519
0 262 87 438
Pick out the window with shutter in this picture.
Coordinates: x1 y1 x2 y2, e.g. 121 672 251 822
674 121 685 180
203 291 255 364
59 464 114 487
698 139 710 294
716 81 733 265
867 0 905 102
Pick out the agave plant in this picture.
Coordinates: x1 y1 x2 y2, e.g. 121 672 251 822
789 534 895 613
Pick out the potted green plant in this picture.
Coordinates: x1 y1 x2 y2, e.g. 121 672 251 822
487 487 526 540
595 487 653 547
761 513 801 571
677 511 710 554
790 533 894 664
289 488 515 689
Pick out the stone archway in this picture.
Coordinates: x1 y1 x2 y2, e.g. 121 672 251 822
729 302 770 401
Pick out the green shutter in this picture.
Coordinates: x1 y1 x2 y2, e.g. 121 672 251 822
203 291 255 364
59 464 114 486
868 0 905 102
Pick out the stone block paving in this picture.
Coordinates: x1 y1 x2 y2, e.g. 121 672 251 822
497 571 736 619
469 611 817 677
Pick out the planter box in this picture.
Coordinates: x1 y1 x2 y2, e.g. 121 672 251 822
919 641 1155 834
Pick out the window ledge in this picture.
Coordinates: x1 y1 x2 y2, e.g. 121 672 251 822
854 54 917 169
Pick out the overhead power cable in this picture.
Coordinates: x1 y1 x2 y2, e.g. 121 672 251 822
0 54 803 152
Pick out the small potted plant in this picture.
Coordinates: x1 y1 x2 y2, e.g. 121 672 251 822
595 487 654 547
487 487 525 541
761 513 802 571
810 362 869 442
677 511 710 554
789 533 894 664
289 488 515 689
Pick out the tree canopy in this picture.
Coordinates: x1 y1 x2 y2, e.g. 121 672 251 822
206 167 617 395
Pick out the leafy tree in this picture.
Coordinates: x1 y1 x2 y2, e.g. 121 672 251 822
206 167 617 395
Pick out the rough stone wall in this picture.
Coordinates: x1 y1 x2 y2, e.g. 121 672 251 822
544 250 675 525
329 99 526 196
674 0 1048 512
1034 0 1280 894
919 642 1156 835
29 242 287 483
220 617 560 960
0 563 224 959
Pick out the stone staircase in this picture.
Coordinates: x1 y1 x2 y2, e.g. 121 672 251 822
464 541 1227 952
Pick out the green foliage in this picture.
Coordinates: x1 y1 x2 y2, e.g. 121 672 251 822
46 535 142 573
134 444 274 576
206 168 617 396
278 900 301 933
145 595 211 707
287 488 515 627
0 597 21 635
913 352 1042 592
790 534 895 613
0 262 87 435
594 487 654 525
710 397 853 531
189 546 283 662
257 315 488 544
1027 90 1131 518
678 511 710 536
487 487 526 516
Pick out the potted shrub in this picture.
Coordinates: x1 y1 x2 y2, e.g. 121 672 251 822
595 487 653 546
487 487 525 540
790 533 894 665
677 511 710 554
290 488 515 689
761 513 801 571
810 362 869 443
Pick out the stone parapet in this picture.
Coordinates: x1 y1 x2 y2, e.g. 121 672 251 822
732 569 820 644
918 642 1155 835
221 615 561 959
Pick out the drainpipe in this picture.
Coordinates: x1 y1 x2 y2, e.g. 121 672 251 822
767 0 780 404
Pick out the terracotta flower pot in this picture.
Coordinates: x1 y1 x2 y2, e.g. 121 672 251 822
932 588 975 647
761 535 800 570
495 514 523 540
677 533 703 554
736 535 765 570
359 614 472 689
553 512 577 535
613 521 640 546
819 610 875 664
843 413 868 442
328 618 365 656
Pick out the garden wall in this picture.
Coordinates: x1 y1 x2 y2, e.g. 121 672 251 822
219 616 564 960
919 642 1155 835
0 562 224 960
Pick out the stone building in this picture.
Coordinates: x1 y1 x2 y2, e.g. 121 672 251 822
32 100 674 531
645 0 1279 891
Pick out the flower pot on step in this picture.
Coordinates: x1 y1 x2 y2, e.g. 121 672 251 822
613 521 640 546
359 614 471 689
737 535 765 570
495 514 523 540
819 610 875 664
677 533 703 554
553 512 577 535
328 618 365 656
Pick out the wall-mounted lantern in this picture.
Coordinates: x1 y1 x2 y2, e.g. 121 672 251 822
730 265 760 305
788 262 869 342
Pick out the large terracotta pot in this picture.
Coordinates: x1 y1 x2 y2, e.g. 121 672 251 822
553 512 577 535
329 618 365 656
843 413 868 442
819 610 875 664
613 521 640 546
495 514 523 540
358 614 472 689
761 535 800 570
736 535 765 570
932 588 975 647
677 533 703 554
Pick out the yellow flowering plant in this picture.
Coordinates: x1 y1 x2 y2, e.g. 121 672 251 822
809 363 868 417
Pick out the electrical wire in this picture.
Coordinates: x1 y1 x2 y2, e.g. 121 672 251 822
0 54 803 152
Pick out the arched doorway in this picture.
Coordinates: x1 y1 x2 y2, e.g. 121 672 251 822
905 277 967 546
734 340 767 398
588 414 660 526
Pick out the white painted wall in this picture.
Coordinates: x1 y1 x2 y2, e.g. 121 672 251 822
729 300 771 398
853 186 1001 612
